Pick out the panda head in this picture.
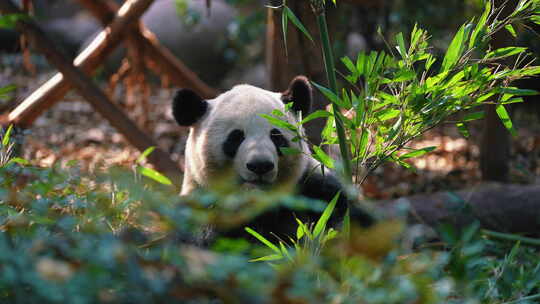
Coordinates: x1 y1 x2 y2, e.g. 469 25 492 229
173 76 313 192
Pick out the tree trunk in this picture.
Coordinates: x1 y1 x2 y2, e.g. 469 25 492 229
480 105 511 181
266 2 340 145
479 0 515 182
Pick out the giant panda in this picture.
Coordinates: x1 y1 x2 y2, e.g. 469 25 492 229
172 76 373 239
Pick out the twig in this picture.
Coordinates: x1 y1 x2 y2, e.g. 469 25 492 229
482 229 540 246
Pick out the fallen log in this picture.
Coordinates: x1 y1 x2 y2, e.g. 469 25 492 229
380 182 540 235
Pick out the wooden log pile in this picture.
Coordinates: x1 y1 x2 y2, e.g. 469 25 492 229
0 0 219 185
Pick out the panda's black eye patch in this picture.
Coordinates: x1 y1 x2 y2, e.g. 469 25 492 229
223 129 245 158
270 128 289 156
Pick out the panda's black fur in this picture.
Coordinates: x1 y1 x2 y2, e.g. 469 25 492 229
172 76 374 241
172 89 208 126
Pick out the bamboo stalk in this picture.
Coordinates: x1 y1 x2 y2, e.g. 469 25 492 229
315 11 352 184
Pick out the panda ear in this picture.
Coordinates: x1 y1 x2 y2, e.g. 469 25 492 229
172 89 209 126
281 75 312 115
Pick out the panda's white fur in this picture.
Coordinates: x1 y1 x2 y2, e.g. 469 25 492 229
176 77 316 195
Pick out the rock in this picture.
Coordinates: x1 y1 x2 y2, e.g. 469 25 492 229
78 0 235 86
141 0 235 85
43 13 100 57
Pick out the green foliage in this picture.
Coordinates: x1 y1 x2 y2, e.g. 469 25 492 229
0 125 25 168
252 2 540 301
0 13 28 29
246 192 340 264
173 0 201 27
269 0 540 184
282 5 314 43
135 147 173 185
0 125 539 303
0 84 16 101
286 0 540 183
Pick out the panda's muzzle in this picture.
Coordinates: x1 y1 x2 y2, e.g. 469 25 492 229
236 136 279 187
246 160 275 176
240 160 275 189
240 178 272 190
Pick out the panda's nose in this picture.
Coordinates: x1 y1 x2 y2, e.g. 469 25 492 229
246 160 275 176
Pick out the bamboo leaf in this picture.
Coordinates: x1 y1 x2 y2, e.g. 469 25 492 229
0 14 28 29
271 109 284 117
516 66 540 77
485 47 527 59
313 192 340 238
399 146 436 159
409 23 422 51
245 227 281 254
0 84 16 99
395 32 407 59
505 24 517 38
426 71 449 87
502 98 524 104
281 6 288 57
382 69 415 83
322 228 339 243
249 254 283 262
137 166 173 185
279 242 292 261
321 116 336 144
2 125 13 147
312 82 344 108
495 104 517 137
499 87 538 96
296 218 309 240
137 146 156 164
284 6 314 42
301 110 332 124
375 108 400 121
477 91 496 103
425 55 437 71
358 130 369 159
456 122 470 137
7 157 29 166
313 146 335 169
341 89 352 109
341 56 358 81
387 115 402 141
469 1 490 49
356 52 366 76
462 111 485 122
395 158 415 171
442 24 468 72
280 147 302 155
260 114 297 131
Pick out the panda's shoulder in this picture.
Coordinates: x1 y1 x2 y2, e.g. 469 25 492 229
297 160 341 201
